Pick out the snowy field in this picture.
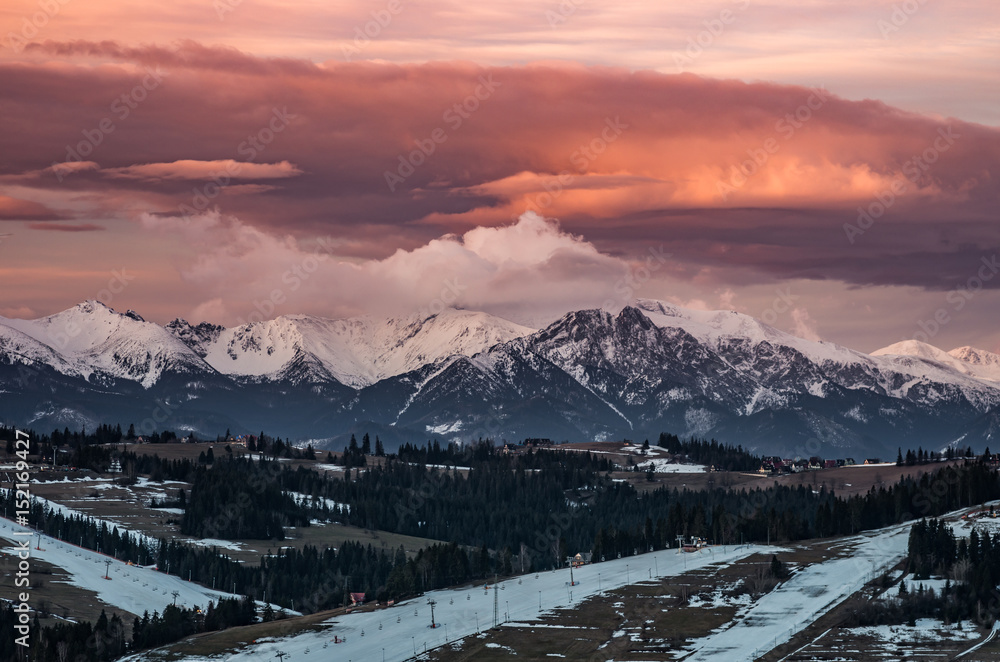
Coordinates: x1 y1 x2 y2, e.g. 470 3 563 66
135 543 771 662
845 618 979 652
563 443 709 473
677 522 912 661
125 519 925 662
28 494 162 549
635 457 707 473
0 516 248 617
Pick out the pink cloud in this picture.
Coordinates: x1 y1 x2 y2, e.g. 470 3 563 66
0 196 64 221
27 222 106 232
104 159 303 180
0 45 997 307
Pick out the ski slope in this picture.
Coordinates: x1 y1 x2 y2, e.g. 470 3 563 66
0 516 243 617
680 522 912 661
135 543 770 662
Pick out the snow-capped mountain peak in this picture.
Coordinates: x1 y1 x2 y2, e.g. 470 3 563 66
5 300 1000 456
193 307 536 388
0 301 211 387
633 298 868 367
949 346 1000 382
872 340 1000 383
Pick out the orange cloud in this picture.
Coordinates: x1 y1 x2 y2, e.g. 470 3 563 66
0 195 63 221
104 159 303 181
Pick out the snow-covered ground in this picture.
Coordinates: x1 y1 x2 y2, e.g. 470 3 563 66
620 444 708 473
838 618 979 656
678 522 912 661
635 458 707 473
560 443 708 473
30 494 162 549
0 517 248 617
285 491 351 514
135 543 770 662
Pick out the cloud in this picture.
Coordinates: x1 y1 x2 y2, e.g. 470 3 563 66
1 48 998 297
0 196 64 221
141 210 627 326
27 222 106 232
790 308 822 342
6 1 999 123
104 160 303 181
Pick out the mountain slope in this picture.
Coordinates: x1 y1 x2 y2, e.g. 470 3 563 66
3 300 1000 456
1 301 214 388
183 309 534 387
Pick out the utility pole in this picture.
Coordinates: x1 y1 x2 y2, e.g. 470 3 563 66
104 559 111 580
274 652 288 662
171 591 179 606
428 599 437 629
493 575 499 628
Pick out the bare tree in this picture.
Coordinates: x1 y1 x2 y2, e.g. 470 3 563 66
949 557 972 584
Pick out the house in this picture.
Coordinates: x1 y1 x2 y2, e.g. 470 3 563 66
350 592 366 606
524 438 553 447
568 552 592 567
808 457 824 470
824 460 837 469
844 458 856 466
681 536 708 552
230 435 251 448
864 458 882 465
759 457 782 474
835 459 846 467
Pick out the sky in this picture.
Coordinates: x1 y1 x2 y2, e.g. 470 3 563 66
0 0 998 353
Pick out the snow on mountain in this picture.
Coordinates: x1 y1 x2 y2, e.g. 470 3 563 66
164 319 224 358
196 309 535 388
872 339 959 364
0 301 211 387
0 322 82 375
873 340 1000 386
5 298 1000 454
638 299 1000 405
949 346 1000 382
634 298 871 368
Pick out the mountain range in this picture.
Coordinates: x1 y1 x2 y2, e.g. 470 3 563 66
2 299 1000 457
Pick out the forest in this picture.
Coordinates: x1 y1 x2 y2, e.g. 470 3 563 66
849 515 1000 627
4 424 1000 659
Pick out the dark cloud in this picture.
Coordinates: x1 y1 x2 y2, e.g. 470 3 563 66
0 43 998 294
